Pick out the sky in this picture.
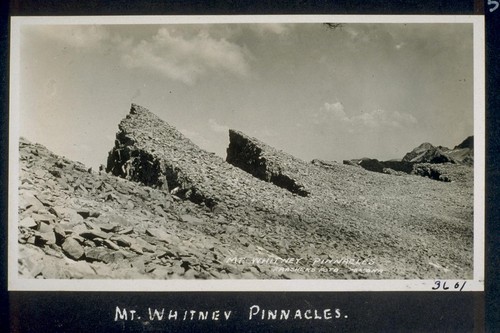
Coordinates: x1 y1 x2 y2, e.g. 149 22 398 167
16 20 475 169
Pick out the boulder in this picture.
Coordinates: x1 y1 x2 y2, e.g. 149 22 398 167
61 237 85 260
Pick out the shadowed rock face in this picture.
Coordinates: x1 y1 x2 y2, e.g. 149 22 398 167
226 129 309 197
106 104 199 200
455 136 473 149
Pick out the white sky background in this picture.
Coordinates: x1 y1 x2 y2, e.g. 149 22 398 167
18 22 474 169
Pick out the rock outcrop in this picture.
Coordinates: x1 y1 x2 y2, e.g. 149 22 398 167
311 159 340 169
343 158 415 174
412 163 473 183
16 103 474 280
226 129 309 196
106 104 304 216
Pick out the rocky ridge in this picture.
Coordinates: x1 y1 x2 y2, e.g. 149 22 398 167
17 104 474 280
343 136 474 181
402 142 453 164
402 137 474 166
343 158 415 175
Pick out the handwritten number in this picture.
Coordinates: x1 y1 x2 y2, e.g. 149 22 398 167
489 0 499 12
432 281 440 290
433 280 467 291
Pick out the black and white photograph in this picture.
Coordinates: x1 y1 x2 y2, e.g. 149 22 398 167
8 15 484 291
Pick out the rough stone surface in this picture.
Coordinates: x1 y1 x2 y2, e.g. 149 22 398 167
61 237 85 260
226 129 310 196
16 104 474 280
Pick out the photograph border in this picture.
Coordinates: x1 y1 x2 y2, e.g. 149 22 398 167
8 14 485 292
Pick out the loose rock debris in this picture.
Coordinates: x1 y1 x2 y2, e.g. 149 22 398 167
17 104 474 280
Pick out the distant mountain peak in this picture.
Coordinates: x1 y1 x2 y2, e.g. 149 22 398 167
417 142 435 149
402 136 473 165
